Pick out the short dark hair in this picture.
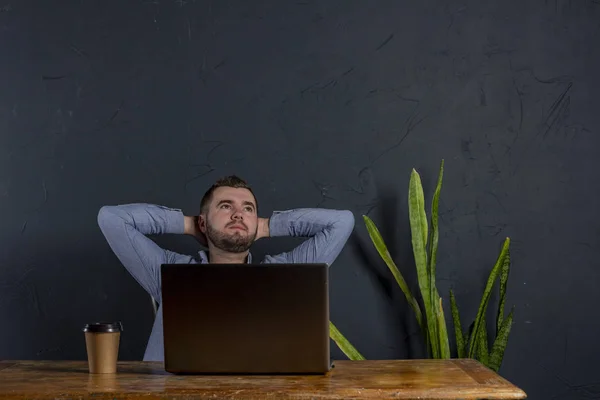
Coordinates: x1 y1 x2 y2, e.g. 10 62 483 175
200 175 257 214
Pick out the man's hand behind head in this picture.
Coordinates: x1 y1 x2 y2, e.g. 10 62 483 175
254 217 270 241
184 215 208 247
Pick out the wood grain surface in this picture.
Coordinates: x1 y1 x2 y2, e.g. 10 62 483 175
0 359 527 399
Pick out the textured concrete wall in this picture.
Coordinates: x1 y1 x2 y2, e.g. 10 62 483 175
1 0 599 398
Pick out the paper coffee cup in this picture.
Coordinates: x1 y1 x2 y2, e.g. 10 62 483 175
83 322 123 374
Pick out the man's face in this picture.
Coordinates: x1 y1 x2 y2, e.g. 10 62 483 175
200 186 258 253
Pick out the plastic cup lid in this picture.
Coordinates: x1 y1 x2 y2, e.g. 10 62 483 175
83 322 123 333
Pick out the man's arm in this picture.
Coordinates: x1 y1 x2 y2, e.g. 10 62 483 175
97 203 195 303
262 208 355 265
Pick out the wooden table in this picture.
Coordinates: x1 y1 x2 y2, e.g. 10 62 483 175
0 359 526 399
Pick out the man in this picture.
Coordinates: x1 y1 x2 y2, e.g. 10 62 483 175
97 175 355 362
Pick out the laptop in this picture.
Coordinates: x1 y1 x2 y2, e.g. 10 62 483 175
160 263 332 375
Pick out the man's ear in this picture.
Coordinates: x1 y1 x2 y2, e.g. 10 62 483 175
198 214 207 234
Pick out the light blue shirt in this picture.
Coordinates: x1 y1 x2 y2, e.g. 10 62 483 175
97 203 355 361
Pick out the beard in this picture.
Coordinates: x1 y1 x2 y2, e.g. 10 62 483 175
206 222 257 253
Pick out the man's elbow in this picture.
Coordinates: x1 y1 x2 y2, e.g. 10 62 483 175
97 205 123 232
336 210 355 237
321 210 355 266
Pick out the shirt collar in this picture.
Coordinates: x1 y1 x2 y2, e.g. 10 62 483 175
198 250 253 264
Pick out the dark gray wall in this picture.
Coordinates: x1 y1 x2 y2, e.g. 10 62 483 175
1 0 599 398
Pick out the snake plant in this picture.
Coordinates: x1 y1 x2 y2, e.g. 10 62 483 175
359 160 514 371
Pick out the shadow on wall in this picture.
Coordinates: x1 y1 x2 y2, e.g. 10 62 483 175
351 189 426 360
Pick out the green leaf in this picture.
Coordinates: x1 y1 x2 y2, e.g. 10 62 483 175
409 168 439 358
489 307 514 372
329 321 365 360
449 290 465 358
428 160 444 312
428 160 445 358
496 249 511 335
477 316 489 367
468 237 510 358
363 215 424 333
436 296 451 359
409 169 429 249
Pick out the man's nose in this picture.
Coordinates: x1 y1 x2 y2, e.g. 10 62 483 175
231 209 243 219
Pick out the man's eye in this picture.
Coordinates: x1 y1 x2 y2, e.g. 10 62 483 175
245 207 254 212
221 204 230 209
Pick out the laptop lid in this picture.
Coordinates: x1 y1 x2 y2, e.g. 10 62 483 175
160 263 331 374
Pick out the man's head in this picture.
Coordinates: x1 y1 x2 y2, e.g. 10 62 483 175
198 175 258 253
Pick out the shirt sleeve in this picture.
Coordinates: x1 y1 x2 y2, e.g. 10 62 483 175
263 208 355 266
97 203 194 303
